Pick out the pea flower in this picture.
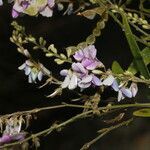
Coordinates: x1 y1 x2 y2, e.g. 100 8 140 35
60 69 78 90
11 0 55 18
18 60 50 83
12 0 30 18
39 0 55 17
72 62 102 88
60 45 103 90
102 75 138 101
0 0 3 6
0 118 26 145
73 45 104 70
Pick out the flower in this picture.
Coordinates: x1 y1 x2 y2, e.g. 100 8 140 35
12 0 30 18
60 69 78 90
60 45 103 90
0 0 3 6
102 75 138 101
60 63 102 90
0 118 26 145
39 0 55 17
11 0 55 18
73 45 104 70
18 60 50 83
102 75 119 91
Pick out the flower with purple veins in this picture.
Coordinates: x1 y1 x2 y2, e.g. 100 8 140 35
73 45 104 70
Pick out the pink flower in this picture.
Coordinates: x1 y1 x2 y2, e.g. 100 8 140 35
73 45 104 70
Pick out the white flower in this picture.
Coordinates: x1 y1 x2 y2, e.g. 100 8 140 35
60 70 78 90
18 60 50 83
0 0 3 6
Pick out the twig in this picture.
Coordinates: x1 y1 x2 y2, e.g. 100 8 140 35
80 118 133 150
0 103 150 148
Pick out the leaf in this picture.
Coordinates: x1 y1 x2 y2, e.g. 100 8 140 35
133 108 150 117
127 47 150 75
46 52 54 57
48 44 57 54
141 47 150 65
112 61 124 74
60 53 67 59
121 12 150 79
86 35 95 45
54 59 64 65
78 6 106 19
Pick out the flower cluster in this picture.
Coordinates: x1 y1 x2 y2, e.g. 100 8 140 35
60 45 138 101
11 0 55 18
0 118 26 145
18 60 50 83
60 45 104 90
103 75 138 101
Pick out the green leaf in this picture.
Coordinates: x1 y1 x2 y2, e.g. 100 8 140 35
133 108 150 117
141 47 150 65
127 47 150 75
54 59 64 65
121 12 150 79
112 61 124 74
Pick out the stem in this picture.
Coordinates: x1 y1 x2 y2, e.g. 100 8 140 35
0 103 150 148
80 118 133 150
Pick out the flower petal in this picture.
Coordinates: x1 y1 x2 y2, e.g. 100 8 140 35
92 75 102 86
78 82 91 89
72 63 87 74
80 75 92 83
111 79 119 91
40 6 53 17
61 75 70 89
102 75 115 86
130 83 138 97
118 90 124 102
60 69 68 76
18 63 26 70
25 66 31 75
73 50 84 61
38 71 43 81
121 88 132 98
68 74 78 90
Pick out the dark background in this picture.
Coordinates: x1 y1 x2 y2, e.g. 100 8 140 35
0 2 150 150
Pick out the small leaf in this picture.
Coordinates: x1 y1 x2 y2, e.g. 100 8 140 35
127 47 150 75
60 53 67 59
86 35 95 45
112 61 124 74
48 44 57 54
133 108 150 117
46 52 54 57
141 47 150 65
54 59 64 65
